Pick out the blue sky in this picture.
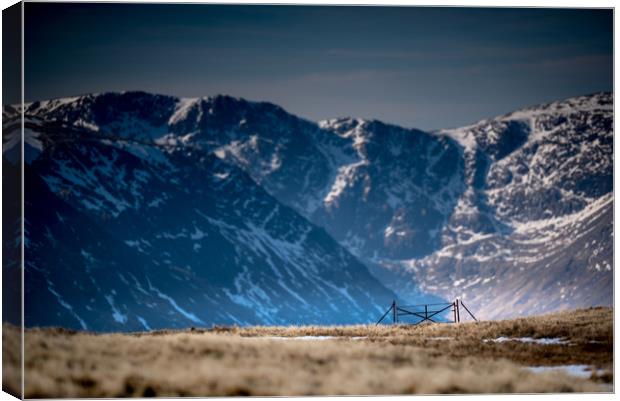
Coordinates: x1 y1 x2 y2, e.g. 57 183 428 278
25 4 612 130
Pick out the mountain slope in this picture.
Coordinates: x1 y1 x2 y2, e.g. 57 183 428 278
3 100 397 330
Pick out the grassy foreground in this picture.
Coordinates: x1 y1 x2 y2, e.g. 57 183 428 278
3 307 613 397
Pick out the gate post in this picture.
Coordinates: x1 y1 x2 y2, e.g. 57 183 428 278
453 301 457 323
392 300 396 324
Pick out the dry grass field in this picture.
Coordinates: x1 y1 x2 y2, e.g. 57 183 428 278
3 307 613 397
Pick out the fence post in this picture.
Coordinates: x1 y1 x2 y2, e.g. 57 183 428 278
392 300 397 324
456 299 460 323
453 301 457 323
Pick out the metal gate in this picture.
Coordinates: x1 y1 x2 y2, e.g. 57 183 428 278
376 299 477 325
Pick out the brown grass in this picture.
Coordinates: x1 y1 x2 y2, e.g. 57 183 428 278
2 327 21 398
224 306 614 367
3 307 612 397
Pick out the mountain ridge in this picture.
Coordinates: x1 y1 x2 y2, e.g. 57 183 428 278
3 90 612 328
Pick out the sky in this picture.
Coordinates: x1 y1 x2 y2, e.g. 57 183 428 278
24 4 612 130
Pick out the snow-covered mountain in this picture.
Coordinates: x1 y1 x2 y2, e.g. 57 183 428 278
327 94 613 319
3 91 612 328
3 95 396 331
411 93 614 318
329 93 613 319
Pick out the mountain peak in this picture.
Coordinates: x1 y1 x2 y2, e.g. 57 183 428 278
440 91 613 153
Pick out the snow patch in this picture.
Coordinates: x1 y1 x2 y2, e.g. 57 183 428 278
484 337 569 345
256 336 367 341
169 98 199 125
526 364 601 379
137 316 152 331
148 280 205 324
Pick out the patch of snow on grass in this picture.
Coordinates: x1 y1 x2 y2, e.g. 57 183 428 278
484 337 569 345
526 364 598 379
258 336 367 341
